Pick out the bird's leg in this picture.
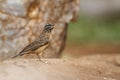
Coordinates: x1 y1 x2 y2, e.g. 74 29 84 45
36 53 45 63
40 52 49 63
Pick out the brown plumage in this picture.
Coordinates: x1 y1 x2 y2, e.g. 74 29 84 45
12 23 54 62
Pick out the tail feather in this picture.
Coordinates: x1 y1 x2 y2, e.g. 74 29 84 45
12 54 20 58
12 53 24 58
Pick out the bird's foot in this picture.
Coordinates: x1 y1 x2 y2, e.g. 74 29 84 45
43 60 49 63
38 59 48 63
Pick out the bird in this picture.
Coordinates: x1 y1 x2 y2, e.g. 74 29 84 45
12 23 54 62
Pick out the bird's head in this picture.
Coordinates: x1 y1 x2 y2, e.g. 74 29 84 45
44 23 54 33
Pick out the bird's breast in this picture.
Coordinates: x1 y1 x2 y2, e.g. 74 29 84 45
35 43 49 53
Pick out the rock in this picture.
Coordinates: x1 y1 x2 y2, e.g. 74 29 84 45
0 54 120 80
0 0 80 60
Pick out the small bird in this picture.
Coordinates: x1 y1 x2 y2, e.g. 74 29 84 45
12 23 54 62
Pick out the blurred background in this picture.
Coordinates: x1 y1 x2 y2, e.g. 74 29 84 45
62 0 120 58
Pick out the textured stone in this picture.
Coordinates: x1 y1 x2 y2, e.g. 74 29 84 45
0 0 80 60
0 54 120 80
0 0 33 17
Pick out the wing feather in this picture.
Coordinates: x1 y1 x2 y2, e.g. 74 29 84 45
20 41 48 54
19 34 49 55
12 30 50 58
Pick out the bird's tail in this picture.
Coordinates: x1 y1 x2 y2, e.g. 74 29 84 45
12 54 20 58
12 53 24 58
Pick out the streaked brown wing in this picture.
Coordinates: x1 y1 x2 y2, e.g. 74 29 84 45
19 39 49 55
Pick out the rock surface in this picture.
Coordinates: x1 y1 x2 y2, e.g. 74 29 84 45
0 0 80 60
0 54 120 80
